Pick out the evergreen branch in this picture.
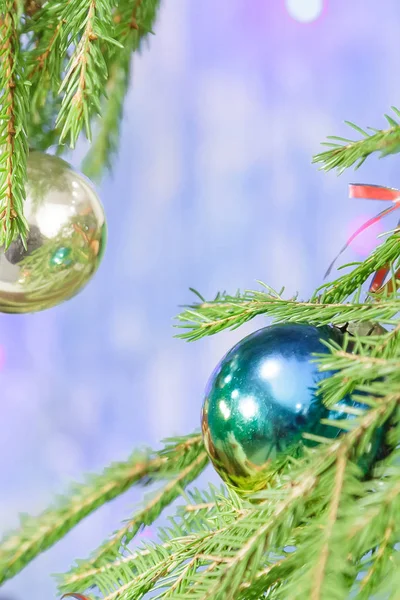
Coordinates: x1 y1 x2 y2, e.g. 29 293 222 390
24 1 65 149
320 350 400 377
176 228 400 342
82 0 161 177
319 233 400 304
359 520 394 595
27 18 63 85
316 333 400 410
236 558 287 600
59 401 397 599
0 0 29 246
62 451 208 591
82 54 130 180
279 452 360 600
56 0 119 147
25 0 161 158
114 0 160 45
175 288 400 342
313 108 400 173
312 447 347 600
342 440 400 598
0 433 203 586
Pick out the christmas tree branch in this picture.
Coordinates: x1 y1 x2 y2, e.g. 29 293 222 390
25 0 160 157
176 227 400 341
82 57 131 180
58 398 397 599
56 0 120 146
339 438 400 599
0 0 162 242
313 107 400 172
0 0 29 247
83 0 161 178
0 433 203 586
61 450 208 591
315 325 400 409
175 289 400 342
318 234 400 304
311 448 348 600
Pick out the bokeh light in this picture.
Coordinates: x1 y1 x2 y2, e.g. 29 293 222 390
285 0 324 23
346 215 384 258
0 346 6 371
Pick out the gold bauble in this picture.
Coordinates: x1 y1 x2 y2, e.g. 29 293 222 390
0 152 106 313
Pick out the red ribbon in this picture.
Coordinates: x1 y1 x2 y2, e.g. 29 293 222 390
325 183 400 292
61 595 90 600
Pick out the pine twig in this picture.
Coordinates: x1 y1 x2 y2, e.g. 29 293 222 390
342 441 400 599
63 400 397 600
0 0 29 246
61 451 208 592
82 55 130 180
311 447 347 600
359 521 394 593
0 433 203 586
56 0 121 147
313 108 400 173
57 0 99 145
82 0 161 178
175 289 400 342
176 226 400 342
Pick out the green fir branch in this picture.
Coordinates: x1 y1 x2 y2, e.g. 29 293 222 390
0 0 29 246
0 433 203 586
61 450 208 592
56 0 120 147
313 108 400 172
318 233 400 304
25 5 65 150
26 8 64 92
176 226 400 342
114 0 160 46
82 55 131 180
83 0 161 178
57 398 398 599
337 439 400 599
278 455 361 600
19 0 161 159
315 328 400 411
175 288 400 342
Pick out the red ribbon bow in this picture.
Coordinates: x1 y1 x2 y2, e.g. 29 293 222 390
61 595 90 600
326 183 400 292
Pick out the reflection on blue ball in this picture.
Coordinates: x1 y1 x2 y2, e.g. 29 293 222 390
201 323 351 492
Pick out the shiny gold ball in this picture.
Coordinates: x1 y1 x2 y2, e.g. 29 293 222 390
0 152 106 313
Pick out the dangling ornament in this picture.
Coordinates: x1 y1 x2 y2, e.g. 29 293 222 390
0 151 106 313
201 323 362 492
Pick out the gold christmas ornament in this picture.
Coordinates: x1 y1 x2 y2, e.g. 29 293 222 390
0 152 106 313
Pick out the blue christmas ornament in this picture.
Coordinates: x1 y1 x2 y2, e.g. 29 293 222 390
201 323 356 492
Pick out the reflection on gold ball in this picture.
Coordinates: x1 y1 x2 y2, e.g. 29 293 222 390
0 152 106 313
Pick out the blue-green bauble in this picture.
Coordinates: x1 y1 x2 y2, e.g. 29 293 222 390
202 323 355 492
50 246 72 268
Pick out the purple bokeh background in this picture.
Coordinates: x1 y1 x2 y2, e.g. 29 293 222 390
1 1 400 597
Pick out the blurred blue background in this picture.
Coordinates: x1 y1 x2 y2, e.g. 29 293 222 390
2 0 400 597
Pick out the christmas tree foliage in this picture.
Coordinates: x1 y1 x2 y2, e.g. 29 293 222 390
1 2 400 599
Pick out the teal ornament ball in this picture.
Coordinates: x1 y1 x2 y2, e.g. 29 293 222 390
201 323 354 492
50 246 72 268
